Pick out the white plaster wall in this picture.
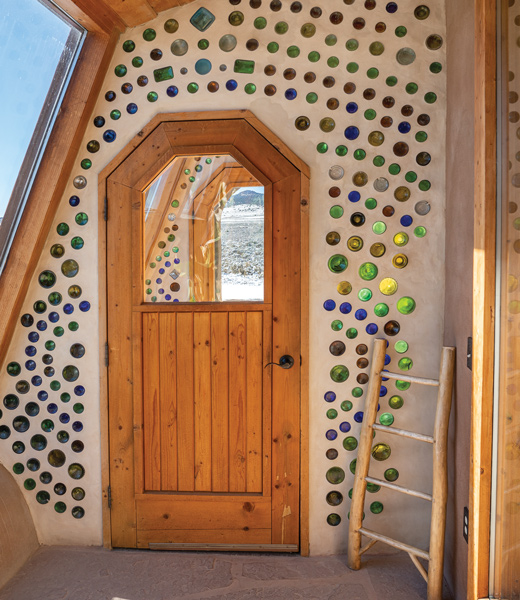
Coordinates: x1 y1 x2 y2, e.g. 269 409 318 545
0 0 446 553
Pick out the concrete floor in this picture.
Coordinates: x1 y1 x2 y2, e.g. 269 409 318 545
0 546 454 600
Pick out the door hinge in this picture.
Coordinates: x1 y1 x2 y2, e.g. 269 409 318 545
103 197 108 221
463 506 469 543
105 342 109 367
107 485 112 509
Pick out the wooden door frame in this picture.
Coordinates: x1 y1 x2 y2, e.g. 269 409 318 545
471 1 497 598
98 110 310 555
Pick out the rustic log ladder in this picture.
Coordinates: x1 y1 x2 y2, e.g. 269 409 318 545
347 338 456 600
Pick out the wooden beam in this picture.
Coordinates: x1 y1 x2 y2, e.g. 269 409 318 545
53 0 125 35
148 0 195 12
0 27 119 371
104 0 156 27
469 0 497 598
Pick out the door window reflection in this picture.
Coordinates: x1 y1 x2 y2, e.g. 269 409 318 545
144 154 264 302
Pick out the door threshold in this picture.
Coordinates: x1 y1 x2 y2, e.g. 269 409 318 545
148 543 299 552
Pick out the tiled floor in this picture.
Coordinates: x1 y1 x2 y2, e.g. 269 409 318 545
0 546 454 600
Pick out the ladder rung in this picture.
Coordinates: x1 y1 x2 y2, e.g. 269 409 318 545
358 527 430 561
373 424 434 444
359 539 378 556
409 553 428 583
365 476 433 502
381 371 439 387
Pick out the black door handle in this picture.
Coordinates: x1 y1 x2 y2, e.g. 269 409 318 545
264 355 295 369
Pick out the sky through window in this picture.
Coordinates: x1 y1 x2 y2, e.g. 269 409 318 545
0 0 73 220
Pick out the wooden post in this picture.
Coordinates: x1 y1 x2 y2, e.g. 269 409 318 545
347 338 387 570
427 347 456 600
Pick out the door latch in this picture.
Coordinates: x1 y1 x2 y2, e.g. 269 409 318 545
264 355 295 369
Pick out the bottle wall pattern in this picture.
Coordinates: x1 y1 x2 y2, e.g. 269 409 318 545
0 0 445 551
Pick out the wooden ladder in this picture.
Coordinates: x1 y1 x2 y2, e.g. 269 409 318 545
347 338 455 600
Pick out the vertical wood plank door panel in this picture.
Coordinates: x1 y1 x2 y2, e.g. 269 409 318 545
193 312 212 492
142 311 266 495
246 311 264 494
107 118 305 550
229 311 248 494
176 312 195 492
211 312 229 492
143 313 161 491
159 313 177 491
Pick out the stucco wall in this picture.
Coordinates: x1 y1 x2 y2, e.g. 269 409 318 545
0 0 446 555
443 0 474 596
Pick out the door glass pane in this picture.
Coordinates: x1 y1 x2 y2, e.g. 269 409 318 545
143 154 264 302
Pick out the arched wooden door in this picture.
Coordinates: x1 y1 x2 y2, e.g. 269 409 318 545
106 115 308 551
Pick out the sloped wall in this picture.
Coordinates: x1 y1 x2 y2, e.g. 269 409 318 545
0 463 39 588
0 0 446 554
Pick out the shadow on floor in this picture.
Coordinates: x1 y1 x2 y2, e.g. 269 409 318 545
0 546 454 600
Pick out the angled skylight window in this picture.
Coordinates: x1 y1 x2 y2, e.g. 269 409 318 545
0 0 85 273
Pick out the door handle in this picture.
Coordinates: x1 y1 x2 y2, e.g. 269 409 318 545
264 355 295 369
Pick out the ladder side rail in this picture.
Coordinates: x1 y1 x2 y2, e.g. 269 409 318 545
426 346 456 600
347 338 387 570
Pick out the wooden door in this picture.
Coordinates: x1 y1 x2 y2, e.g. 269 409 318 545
107 117 304 551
